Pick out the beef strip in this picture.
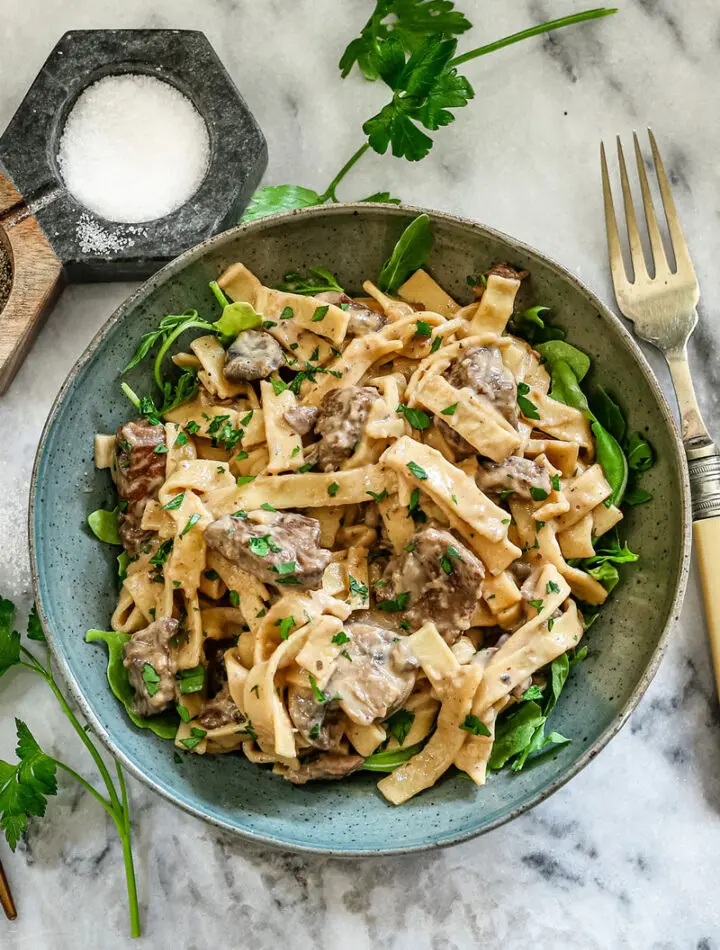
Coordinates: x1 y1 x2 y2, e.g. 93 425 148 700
283 405 319 436
315 291 387 336
123 618 179 717
224 329 284 381
476 456 551 499
381 528 485 644
326 622 416 726
115 420 167 556
282 753 364 785
196 686 243 730
445 345 517 422
313 385 378 472
287 687 344 750
204 509 331 590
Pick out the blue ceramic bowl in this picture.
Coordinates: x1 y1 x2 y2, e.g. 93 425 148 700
30 204 691 854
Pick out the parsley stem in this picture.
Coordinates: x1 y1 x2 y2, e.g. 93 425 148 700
321 142 370 202
116 761 140 939
449 8 617 66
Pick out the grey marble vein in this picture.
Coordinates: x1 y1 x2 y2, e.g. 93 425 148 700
2 1 720 948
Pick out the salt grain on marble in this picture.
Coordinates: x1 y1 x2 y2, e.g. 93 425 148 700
57 74 210 224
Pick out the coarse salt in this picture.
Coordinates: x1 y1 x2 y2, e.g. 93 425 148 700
57 74 210 223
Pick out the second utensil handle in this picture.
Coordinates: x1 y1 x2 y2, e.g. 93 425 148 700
693 516 720 695
687 446 720 521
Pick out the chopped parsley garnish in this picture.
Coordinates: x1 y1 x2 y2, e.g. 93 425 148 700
149 539 173 566
276 616 295 640
236 475 256 486
406 461 427 480
229 590 240 607
377 592 410 612
547 618 555 632
174 431 188 447
280 306 294 320
240 410 254 426
271 376 288 395
408 487 427 524
162 492 185 510
309 346 320 362
530 486 549 501
272 561 297 576
142 663 161 696
298 463 313 474
328 481 340 497
248 534 280 557
349 575 368 600
501 518 511 525
176 665 205 694
309 723 321 740
263 319 277 329
441 403 458 416
415 320 432 338
404 543 415 553
398 620 410 631
204 569 220 581
261 502 277 512
439 554 453 575
291 446 301 457
396 403 431 430
551 473 561 491
233 508 248 519
460 714 491 737
528 598 544 611
237 719 258 741
185 420 201 435
207 414 230 436
180 727 207 750
180 513 200 537
517 381 540 420
308 673 326 703
236 450 249 461
546 580 561 594
176 704 191 723
386 708 415 746
499 488 514 501
447 545 461 562
332 630 351 645
430 335 442 354
153 444 168 454
367 489 388 502
311 304 329 322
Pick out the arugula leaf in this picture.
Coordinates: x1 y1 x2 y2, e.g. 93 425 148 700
623 486 653 506
489 701 546 770
88 508 122 546
0 720 58 850
214 301 263 340
592 421 628 507
536 340 590 382
85 631 178 739
626 432 654 472
339 0 472 80
586 561 620 594
590 385 626 443
242 185 323 223
378 214 433 292
386 708 415 745
512 306 566 345
361 742 424 771
547 359 589 413
274 268 344 296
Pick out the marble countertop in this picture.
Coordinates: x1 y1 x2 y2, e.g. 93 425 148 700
2 1 720 947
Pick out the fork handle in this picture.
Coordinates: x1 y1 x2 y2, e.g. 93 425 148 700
688 444 720 696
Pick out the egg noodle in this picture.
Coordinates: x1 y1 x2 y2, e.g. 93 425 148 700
91 225 644 804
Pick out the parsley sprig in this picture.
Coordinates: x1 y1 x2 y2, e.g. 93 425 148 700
0 599 141 937
243 3 616 220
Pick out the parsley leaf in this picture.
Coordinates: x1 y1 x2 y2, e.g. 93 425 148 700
308 674 327 704
277 616 296 640
406 460 428 480
180 513 200 537
162 493 185 511
367 489 388 502
460 713 491 737
242 185 323 223
396 403 431 430
349 576 369 600
386 708 415 746
377 592 410 612
175 665 205 695
441 402 457 415
332 630 351 645
0 599 21 678
0 719 58 850
517 381 540 420
142 663 161 696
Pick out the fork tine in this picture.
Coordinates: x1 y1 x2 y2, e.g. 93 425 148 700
600 142 629 294
616 136 648 283
632 131 670 278
647 129 696 277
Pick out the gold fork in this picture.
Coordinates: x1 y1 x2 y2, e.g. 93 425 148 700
601 129 720 692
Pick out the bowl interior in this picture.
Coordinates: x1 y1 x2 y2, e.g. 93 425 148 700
31 205 689 853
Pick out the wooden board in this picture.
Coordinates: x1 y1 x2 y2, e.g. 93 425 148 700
0 172 64 394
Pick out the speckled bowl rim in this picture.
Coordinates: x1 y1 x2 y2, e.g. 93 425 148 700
29 202 692 856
